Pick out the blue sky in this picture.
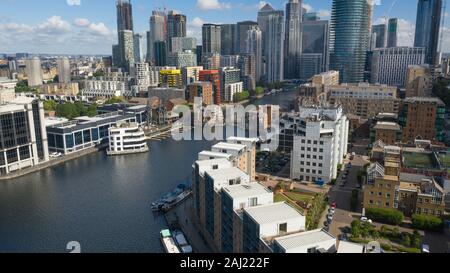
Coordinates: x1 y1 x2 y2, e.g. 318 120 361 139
0 0 449 54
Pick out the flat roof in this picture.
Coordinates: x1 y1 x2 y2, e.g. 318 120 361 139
275 229 335 251
205 167 247 181
374 122 401 131
399 173 431 183
227 136 259 143
223 183 272 200
212 142 247 152
198 151 233 159
0 103 25 113
195 158 231 167
11 96 35 104
244 202 303 225
337 241 365 253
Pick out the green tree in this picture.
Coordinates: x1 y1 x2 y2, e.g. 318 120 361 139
43 100 58 111
411 214 444 231
86 103 98 117
15 80 32 92
93 70 105 78
105 96 125 104
402 234 411 247
365 208 404 225
254 86 264 95
233 91 250 102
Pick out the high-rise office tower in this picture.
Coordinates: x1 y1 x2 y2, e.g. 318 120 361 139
167 10 187 51
202 24 221 55
372 24 387 49
56 57 71 84
258 4 285 83
284 0 303 80
196 45 203 65
387 18 398 48
237 21 258 54
112 44 121 67
414 0 443 65
302 19 330 73
154 41 167 66
238 53 256 91
330 0 372 83
147 10 166 64
245 26 263 83
25 57 43 87
118 30 135 69
116 0 133 31
171 37 197 53
220 24 237 55
298 53 323 81
133 33 145 63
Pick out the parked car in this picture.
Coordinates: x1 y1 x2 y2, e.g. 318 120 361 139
339 233 349 242
360 217 373 224
327 214 334 222
329 208 335 215
331 202 337 209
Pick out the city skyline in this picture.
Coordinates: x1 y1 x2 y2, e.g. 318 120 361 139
0 0 449 55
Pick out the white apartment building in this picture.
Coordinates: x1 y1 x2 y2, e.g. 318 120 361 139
371 47 426 87
82 79 131 98
130 63 154 91
223 82 244 102
107 122 148 155
290 106 349 184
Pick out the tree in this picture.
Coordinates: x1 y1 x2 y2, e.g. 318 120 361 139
15 80 32 93
43 100 57 111
233 91 250 102
105 96 125 105
402 234 411 247
365 208 404 225
351 220 361 238
93 70 105 78
411 214 444 231
255 86 264 95
86 103 98 117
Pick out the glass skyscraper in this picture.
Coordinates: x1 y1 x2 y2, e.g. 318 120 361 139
387 18 398 48
414 0 443 65
330 0 372 83
284 0 303 80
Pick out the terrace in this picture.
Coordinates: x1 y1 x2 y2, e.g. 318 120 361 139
402 151 439 170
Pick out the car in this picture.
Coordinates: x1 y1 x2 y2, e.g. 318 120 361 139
339 233 349 242
331 202 337 209
327 214 333 222
329 208 335 214
360 217 373 224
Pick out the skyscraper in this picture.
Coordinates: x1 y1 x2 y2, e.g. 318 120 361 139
56 57 71 84
202 24 221 55
154 41 167 66
112 44 121 67
118 30 135 69
116 0 134 70
330 0 373 83
116 0 133 31
387 18 398 48
167 10 187 51
133 33 145 63
147 10 166 64
237 21 258 54
245 26 263 83
258 4 284 84
220 24 237 55
372 24 387 49
284 0 303 80
414 0 443 65
302 19 330 73
25 57 43 87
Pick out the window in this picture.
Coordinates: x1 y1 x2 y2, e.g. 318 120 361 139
212 165 218 170
313 148 317 152
307 247 317 254
278 223 287 235
307 148 311 152
319 156 323 160
307 140 311 144
249 198 258 207
319 149 323 153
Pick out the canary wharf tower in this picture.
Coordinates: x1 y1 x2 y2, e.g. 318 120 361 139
330 0 372 83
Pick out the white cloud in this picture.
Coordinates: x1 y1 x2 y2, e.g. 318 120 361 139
196 0 231 10
0 16 114 54
303 2 330 19
191 17 205 28
396 18 415 47
74 18 90 27
67 0 81 6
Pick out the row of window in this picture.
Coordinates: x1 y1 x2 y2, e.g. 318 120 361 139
368 200 391 207
300 139 324 145
299 154 324 160
299 161 323 168
369 191 391 199
300 147 324 153
299 168 323 175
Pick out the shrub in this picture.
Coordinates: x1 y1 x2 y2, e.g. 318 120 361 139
365 208 404 225
411 214 444 231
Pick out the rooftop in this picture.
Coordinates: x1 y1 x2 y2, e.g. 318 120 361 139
244 202 304 225
274 229 335 252
403 151 438 170
374 122 401 131
399 173 432 184
403 97 445 105
198 151 233 160
212 142 247 152
337 241 365 253
205 167 248 181
223 183 272 200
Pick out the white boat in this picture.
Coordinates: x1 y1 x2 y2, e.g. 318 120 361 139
160 229 180 254
173 230 193 254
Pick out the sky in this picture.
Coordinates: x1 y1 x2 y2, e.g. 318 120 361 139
0 0 449 55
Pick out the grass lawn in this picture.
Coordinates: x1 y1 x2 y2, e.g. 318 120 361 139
403 152 437 169
284 192 314 203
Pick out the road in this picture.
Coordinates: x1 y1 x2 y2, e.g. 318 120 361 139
327 144 369 238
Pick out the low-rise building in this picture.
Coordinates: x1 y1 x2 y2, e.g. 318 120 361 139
42 82 79 96
328 83 399 119
272 229 336 253
159 69 182 88
107 122 148 155
46 111 136 155
187 82 213 105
